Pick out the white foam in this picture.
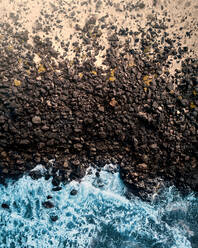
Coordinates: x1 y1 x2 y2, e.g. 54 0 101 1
0 165 197 248
31 164 47 173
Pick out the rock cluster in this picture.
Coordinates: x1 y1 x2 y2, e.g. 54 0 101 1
0 22 197 198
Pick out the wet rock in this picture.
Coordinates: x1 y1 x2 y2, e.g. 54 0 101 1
95 171 100 177
93 178 104 188
50 215 58 222
42 201 54 208
52 186 62 191
70 189 78 196
29 170 43 180
52 176 61 187
1 203 9 209
45 174 51 181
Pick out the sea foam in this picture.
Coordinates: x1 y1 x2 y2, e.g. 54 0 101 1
0 164 197 248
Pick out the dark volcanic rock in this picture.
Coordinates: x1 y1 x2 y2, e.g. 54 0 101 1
52 186 62 191
50 215 58 222
70 189 78 196
32 116 41 124
0 24 197 199
52 176 61 187
29 170 43 180
42 201 54 209
1 203 9 209
186 168 198 191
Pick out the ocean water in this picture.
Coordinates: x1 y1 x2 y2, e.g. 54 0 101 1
0 164 197 248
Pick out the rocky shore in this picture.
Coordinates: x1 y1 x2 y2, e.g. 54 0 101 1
0 0 198 199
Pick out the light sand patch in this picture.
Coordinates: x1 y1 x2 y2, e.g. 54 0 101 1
0 0 197 71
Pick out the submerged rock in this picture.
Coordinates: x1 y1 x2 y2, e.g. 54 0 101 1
70 189 78 196
52 186 62 191
42 201 54 209
1 203 9 209
50 215 58 222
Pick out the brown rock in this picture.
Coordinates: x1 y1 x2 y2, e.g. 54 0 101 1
136 163 148 170
32 116 41 124
109 98 117 107
42 125 49 131
0 115 5 124
98 131 106 138
74 128 82 133
73 143 83 151
90 147 96 152
63 159 69 168
98 105 105 112
47 139 54 146
16 159 24 165
72 159 80 166
1 151 7 158
150 144 158 149
20 139 30 145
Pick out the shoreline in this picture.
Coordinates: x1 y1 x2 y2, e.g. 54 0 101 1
0 30 197 199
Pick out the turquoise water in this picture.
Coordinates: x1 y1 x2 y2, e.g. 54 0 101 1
0 164 197 248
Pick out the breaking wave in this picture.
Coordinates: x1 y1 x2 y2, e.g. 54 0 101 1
0 164 197 248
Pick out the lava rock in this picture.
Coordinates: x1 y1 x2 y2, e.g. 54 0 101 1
50 215 58 222
29 170 43 180
32 116 41 124
1 203 9 209
186 168 198 191
52 176 61 187
136 163 148 171
70 189 78 196
52 186 62 191
42 201 54 208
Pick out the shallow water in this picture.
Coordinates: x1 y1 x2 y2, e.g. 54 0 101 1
0 165 197 248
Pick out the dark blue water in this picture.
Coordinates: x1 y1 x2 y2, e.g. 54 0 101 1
0 164 197 248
